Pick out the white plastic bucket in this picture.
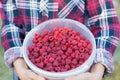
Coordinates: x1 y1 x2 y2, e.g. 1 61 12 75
22 19 96 80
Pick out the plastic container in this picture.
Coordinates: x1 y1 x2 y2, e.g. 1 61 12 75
22 19 96 80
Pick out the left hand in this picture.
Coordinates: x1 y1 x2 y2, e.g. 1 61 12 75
65 63 105 80
65 72 102 80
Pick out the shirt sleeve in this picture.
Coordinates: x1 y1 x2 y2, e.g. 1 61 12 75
86 0 120 74
0 0 25 68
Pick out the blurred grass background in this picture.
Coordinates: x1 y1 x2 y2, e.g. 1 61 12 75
0 0 120 80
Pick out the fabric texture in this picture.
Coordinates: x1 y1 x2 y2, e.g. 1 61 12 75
0 0 120 76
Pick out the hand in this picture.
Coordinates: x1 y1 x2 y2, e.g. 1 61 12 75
65 72 102 80
65 63 105 80
13 58 45 80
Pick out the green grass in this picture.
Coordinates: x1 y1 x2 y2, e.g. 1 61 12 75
0 17 12 80
0 46 12 80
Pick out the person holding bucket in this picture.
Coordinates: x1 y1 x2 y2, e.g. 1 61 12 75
0 0 120 80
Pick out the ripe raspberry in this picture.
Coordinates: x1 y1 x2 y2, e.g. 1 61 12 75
38 62 44 68
65 64 70 70
62 45 67 51
53 61 59 67
35 58 41 63
48 57 54 63
79 47 85 53
28 27 92 72
79 53 84 59
67 48 72 54
33 52 39 58
49 36 54 41
65 58 71 64
72 59 78 65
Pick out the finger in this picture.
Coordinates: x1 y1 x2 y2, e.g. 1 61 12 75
65 76 79 80
65 73 86 80
34 75 45 80
31 72 45 80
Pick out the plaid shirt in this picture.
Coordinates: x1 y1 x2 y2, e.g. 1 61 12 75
0 0 120 74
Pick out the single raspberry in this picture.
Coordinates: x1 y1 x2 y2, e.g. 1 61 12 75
65 64 70 70
61 55 67 59
47 47 52 53
33 52 39 58
53 61 59 67
61 45 67 51
72 59 78 65
38 62 44 68
79 53 84 59
71 53 76 58
57 50 64 56
67 48 72 54
61 60 66 66
72 40 77 45
39 48 46 54
35 58 41 63
79 47 85 53
82 42 87 47
48 57 54 63
87 44 92 50
56 56 61 61
34 33 40 38
49 36 54 41
65 58 71 64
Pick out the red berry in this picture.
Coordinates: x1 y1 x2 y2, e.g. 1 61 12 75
65 58 71 64
67 48 72 54
78 43 82 47
36 43 42 48
61 55 67 59
33 52 39 58
53 61 59 67
71 53 76 58
62 45 67 51
87 44 92 50
44 59 48 64
49 58 54 63
82 42 87 47
30 58 35 63
79 47 85 53
49 36 54 41
34 33 39 38
35 58 41 63
39 48 46 54
50 42 54 48
72 40 77 45
57 50 64 56
61 60 66 66
72 59 78 65
47 47 52 53
79 53 84 59
65 64 70 70
28 46 33 52
56 56 61 61
28 27 92 72
38 62 44 68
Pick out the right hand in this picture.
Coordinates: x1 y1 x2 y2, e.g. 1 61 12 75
13 58 45 80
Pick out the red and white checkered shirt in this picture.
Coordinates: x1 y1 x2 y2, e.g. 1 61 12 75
0 0 120 74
